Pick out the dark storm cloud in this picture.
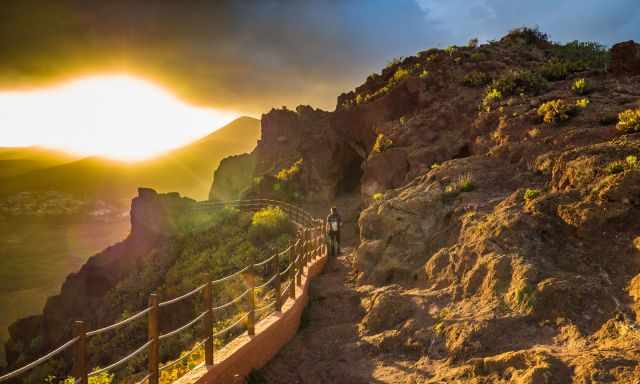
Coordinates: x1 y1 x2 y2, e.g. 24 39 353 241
1 1 639 115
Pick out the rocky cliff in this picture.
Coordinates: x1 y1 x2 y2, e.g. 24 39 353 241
3 188 196 378
213 31 640 382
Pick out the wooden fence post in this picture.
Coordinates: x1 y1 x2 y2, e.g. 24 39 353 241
247 264 256 336
289 242 296 299
203 280 214 366
296 236 303 286
72 320 88 384
274 252 282 312
148 293 159 384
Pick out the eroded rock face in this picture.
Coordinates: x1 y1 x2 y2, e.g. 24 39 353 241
209 153 256 201
610 40 640 76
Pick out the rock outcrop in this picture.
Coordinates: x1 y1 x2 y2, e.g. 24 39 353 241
610 40 640 76
218 30 640 382
4 188 195 373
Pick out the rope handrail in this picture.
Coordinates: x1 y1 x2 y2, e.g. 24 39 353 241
212 313 249 338
0 337 79 382
159 283 206 308
254 253 278 267
211 265 251 285
159 337 208 372
0 198 325 383
212 289 252 311
159 311 208 341
89 340 152 378
256 272 279 290
87 307 152 337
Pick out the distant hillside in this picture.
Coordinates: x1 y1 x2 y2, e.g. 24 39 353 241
0 147 79 179
0 116 260 202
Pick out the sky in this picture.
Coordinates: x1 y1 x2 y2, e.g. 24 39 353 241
0 0 639 158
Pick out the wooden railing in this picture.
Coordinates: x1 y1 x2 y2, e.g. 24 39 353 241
0 199 326 384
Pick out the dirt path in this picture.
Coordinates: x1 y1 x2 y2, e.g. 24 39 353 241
260 249 376 383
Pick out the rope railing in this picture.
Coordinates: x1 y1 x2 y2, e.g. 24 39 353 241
0 199 326 384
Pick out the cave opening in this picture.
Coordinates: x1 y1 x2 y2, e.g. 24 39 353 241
336 154 364 195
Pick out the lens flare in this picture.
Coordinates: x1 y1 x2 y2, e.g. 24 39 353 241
0 75 238 161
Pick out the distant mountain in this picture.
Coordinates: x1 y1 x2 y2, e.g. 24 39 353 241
0 147 79 179
0 116 260 202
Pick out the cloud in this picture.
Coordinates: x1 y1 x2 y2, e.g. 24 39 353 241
0 1 638 116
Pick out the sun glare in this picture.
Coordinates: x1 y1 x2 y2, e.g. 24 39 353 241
0 75 238 161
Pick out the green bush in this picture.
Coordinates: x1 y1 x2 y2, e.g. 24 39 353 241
607 161 626 175
490 69 547 97
248 207 295 245
463 71 491 87
524 188 541 201
539 58 570 81
627 155 638 168
503 27 549 46
550 40 609 72
537 99 577 124
392 68 409 83
372 133 393 153
616 108 640 133
372 192 384 202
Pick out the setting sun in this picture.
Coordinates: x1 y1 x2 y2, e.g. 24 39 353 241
0 75 238 161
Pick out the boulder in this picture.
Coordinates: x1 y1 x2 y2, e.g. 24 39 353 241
610 40 640 76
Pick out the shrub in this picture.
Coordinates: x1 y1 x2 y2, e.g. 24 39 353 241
524 188 541 201
276 159 303 181
372 133 393 153
537 99 577 124
503 27 549 46
571 78 589 95
248 207 294 245
575 98 590 109
482 88 503 110
444 45 457 56
392 68 409 83
470 51 487 62
372 192 384 202
550 40 609 72
490 69 547 97
607 161 626 175
468 38 479 48
457 174 475 192
463 71 491 87
616 108 640 133
539 58 570 81
419 69 429 79
627 155 638 168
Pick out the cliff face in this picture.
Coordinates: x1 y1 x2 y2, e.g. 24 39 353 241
213 33 640 382
4 188 195 373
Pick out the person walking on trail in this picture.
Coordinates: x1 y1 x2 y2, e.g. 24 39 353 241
326 207 342 256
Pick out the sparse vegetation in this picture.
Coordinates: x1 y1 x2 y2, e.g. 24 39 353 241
372 133 393 153
276 159 303 181
607 161 626 175
468 38 479 48
372 192 384 202
571 78 590 95
503 27 549 46
463 71 491 87
483 69 546 110
539 58 570 81
537 99 577 124
616 108 640 133
392 68 410 83
248 206 295 245
550 40 609 72
627 155 638 168
514 283 537 312
419 69 429 79
524 188 541 201
576 98 590 109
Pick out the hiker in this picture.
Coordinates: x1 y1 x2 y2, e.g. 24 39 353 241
326 206 342 256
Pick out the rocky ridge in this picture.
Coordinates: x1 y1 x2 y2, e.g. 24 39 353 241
213 31 640 382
